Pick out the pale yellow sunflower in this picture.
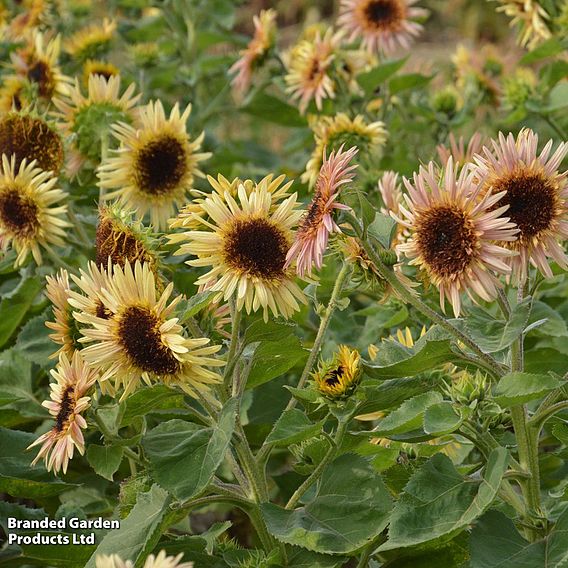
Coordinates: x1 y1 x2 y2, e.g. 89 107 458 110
0 76 32 114
95 551 193 568
98 100 210 230
0 154 69 267
75 262 223 400
82 60 120 85
64 18 116 60
28 351 98 475
172 178 306 321
496 0 551 48
53 74 140 177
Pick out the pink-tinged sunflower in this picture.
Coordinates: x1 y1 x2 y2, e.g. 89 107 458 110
436 132 484 168
395 158 519 316
75 262 223 400
286 145 358 277
229 9 277 97
95 551 193 568
378 170 402 216
473 129 568 282
285 29 342 114
337 0 427 55
0 155 69 267
173 178 306 322
98 100 210 230
28 351 98 475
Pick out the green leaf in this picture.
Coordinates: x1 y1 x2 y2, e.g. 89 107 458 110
15 310 56 366
0 427 76 499
85 485 171 567
423 402 462 436
244 318 298 345
242 93 307 127
246 334 307 389
261 454 392 554
389 73 432 94
369 392 443 436
265 409 325 446
86 445 124 481
493 372 561 407
541 83 568 112
121 385 184 426
367 212 398 249
378 448 508 551
0 275 42 348
143 399 237 501
357 57 408 94
527 301 568 337
520 37 565 63
470 508 568 567
178 290 219 320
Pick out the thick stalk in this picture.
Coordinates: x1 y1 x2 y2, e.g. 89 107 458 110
99 131 109 203
285 263 351 411
346 215 505 377
223 298 242 392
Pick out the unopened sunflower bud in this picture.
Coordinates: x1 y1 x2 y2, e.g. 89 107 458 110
313 345 362 400
431 86 460 116
448 371 489 405
502 68 536 110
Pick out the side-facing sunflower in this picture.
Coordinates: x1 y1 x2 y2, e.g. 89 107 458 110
172 178 306 321
0 154 69 266
0 76 32 114
395 158 518 316
28 351 98 475
98 100 210 230
53 74 140 177
64 18 116 61
82 60 120 85
75 262 223 400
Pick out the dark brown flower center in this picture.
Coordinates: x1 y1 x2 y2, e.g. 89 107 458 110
118 305 180 376
416 205 477 278
95 300 111 319
0 187 39 238
224 217 289 280
134 134 187 196
27 59 55 99
325 365 343 387
493 169 557 244
55 386 74 432
363 0 404 29
0 113 64 173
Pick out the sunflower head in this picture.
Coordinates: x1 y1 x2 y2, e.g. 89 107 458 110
313 345 362 400
0 76 33 114
83 60 119 85
65 18 116 60
96 205 159 271
129 42 160 68
0 111 64 174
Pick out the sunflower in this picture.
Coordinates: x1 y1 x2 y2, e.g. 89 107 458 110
337 0 427 54
285 29 342 114
313 345 362 400
286 145 358 277
95 551 193 568
76 262 223 400
172 179 306 321
68 260 114 323
64 18 116 60
98 100 209 230
0 155 69 267
45 269 83 359
28 351 98 475
0 76 32 114
496 0 551 48
229 9 277 97
53 74 140 177
473 129 568 282
0 111 64 174
436 132 484 168
302 113 387 187
395 158 518 316
10 30 70 102
96 205 159 271
83 60 120 84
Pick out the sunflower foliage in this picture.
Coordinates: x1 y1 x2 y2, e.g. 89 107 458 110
0 0 568 567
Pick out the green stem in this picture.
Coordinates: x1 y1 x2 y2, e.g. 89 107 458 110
44 245 74 271
66 205 91 250
224 298 242 392
346 214 505 378
99 131 109 203
544 115 568 140
285 262 351 412
529 400 568 430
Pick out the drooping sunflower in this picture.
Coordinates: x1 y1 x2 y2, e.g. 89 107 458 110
313 345 362 400
98 100 210 230
76 262 223 400
10 30 70 102
285 29 342 114
337 0 427 55
395 158 518 316
473 129 568 282
45 269 83 359
95 551 193 568
229 9 277 97
172 179 306 321
0 155 69 267
286 145 358 277
53 74 140 177
302 113 387 187
82 60 119 84
0 111 64 174
28 351 98 475
64 18 116 61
